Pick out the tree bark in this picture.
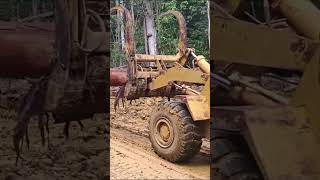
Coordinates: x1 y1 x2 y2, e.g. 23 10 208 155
143 0 158 55
120 0 125 54
114 0 120 67
131 0 135 26
143 17 149 54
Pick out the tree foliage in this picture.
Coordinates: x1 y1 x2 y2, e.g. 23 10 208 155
156 0 209 57
110 0 209 67
0 0 53 21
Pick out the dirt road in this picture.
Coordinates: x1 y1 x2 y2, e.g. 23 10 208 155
110 128 210 180
110 95 210 180
0 110 108 180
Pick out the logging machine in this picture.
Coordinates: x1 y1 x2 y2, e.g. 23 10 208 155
111 5 210 162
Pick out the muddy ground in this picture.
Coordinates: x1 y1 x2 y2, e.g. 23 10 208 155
110 89 211 180
0 87 210 180
0 110 108 180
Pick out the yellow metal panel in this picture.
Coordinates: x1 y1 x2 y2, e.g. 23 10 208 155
212 16 312 71
195 55 210 74
243 107 320 180
184 95 210 121
292 48 320 137
201 79 210 104
274 0 320 40
149 66 207 90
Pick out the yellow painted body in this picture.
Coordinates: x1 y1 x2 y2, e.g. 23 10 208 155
212 1 320 178
216 0 242 14
195 55 210 74
112 5 210 138
273 0 320 40
149 53 211 121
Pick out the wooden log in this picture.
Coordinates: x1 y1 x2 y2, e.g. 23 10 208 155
110 69 127 86
0 23 54 78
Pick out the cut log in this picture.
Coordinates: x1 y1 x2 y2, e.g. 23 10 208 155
0 23 54 78
0 22 126 87
110 69 127 86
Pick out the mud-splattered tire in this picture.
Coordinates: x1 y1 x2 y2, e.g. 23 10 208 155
212 136 263 180
149 101 202 162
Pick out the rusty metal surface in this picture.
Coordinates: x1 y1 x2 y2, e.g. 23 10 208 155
0 26 53 78
135 54 180 62
159 10 187 53
111 5 135 57
111 5 136 83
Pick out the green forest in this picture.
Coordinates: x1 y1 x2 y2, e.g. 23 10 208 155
0 0 210 68
0 0 53 21
110 0 210 67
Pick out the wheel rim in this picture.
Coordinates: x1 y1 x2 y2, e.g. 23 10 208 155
154 117 174 148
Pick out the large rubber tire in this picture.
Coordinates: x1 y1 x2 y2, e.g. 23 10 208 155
212 131 263 180
149 101 202 162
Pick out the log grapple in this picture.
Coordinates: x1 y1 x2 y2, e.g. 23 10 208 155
0 0 108 164
111 5 210 162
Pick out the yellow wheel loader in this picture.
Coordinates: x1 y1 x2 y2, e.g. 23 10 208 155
111 5 210 162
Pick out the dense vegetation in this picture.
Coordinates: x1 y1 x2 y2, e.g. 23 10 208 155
110 0 209 67
0 0 53 21
0 0 209 68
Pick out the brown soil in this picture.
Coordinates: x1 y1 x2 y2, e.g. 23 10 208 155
110 93 210 180
0 111 108 180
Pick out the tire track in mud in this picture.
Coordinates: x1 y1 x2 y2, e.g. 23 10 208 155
0 114 108 180
111 138 196 179
110 97 210 154
110 95 210 179
110 128 210 180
